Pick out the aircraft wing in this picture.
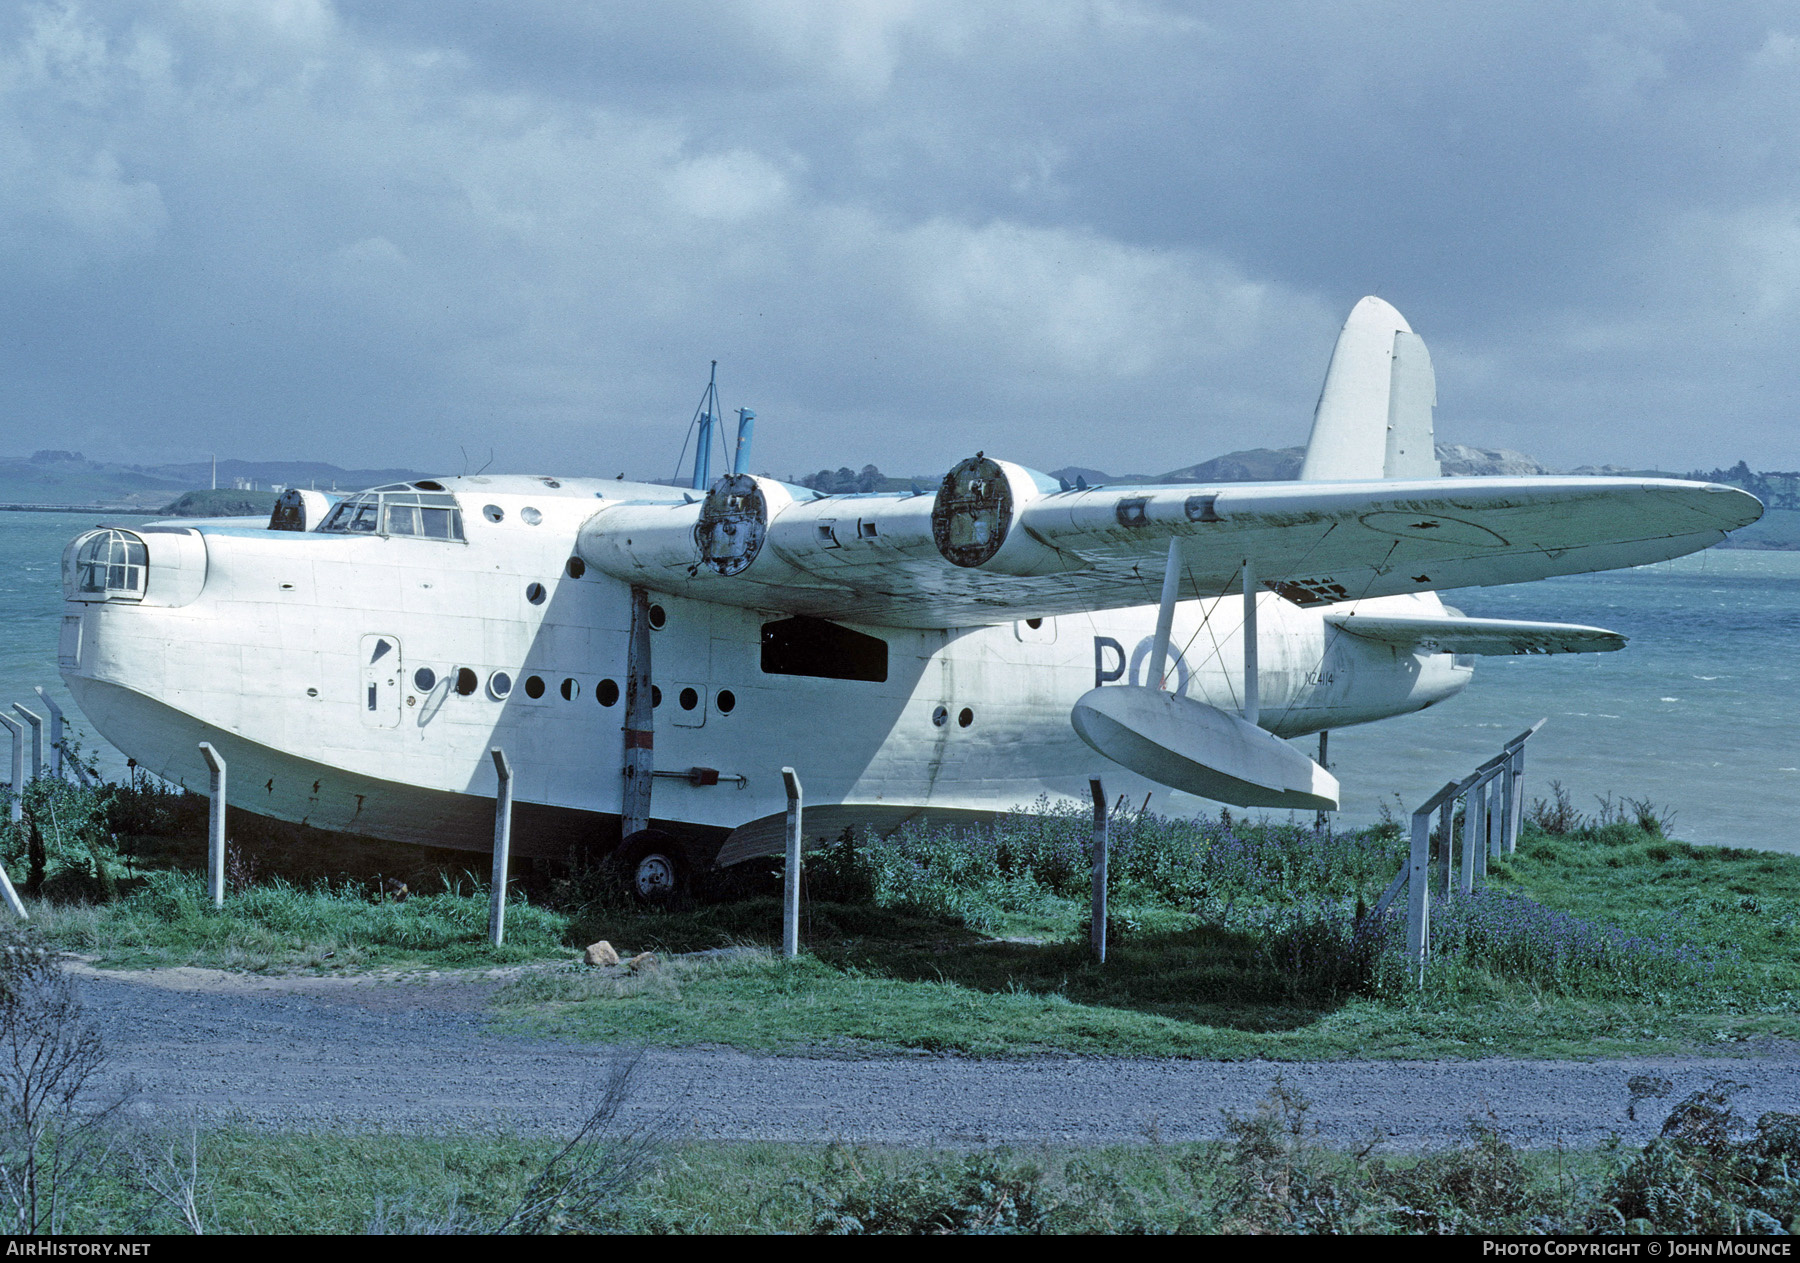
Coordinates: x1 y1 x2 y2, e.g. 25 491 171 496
576 460 1761 629
1321 610 1626 655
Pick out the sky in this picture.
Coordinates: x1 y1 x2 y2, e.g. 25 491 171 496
1 0 1796 481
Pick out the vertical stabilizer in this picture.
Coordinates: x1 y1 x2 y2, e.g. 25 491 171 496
1299 296 1441 481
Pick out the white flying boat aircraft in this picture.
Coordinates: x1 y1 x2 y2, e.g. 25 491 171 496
56 298 1762 898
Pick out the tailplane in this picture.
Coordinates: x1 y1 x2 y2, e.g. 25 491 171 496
1299 296 1440 481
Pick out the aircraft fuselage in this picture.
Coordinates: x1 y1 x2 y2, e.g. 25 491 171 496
59 475 1470 862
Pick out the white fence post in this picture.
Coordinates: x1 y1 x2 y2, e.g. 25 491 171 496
782 768 802 960
1408 780 1457 987
1406 799 1433 985
0 715 21 827
1466 771 1488 891
1089 777 1108 964
489 748 513 947
11 707 42 781
32 689 62 780
0 710 24 914
198 743 226 909
1436 796 1455 898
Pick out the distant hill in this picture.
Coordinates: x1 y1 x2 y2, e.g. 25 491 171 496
1686 461 1800 511
1050 443 1552 487
793 465 917 494
139 460 425 493
1438 445 1556 476
0 451 185 508
160 489 281 518
0 452 426 510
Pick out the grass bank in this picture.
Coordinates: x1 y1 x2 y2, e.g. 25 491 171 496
9 776 1798 1059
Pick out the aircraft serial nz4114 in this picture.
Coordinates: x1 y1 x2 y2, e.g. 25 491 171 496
56 297 1762 898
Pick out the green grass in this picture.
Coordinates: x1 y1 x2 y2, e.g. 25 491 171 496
31 870 573 972
495 902 1796 1059
52 1106 1798 1235
16 775 1800 1059
1488 823 1800 995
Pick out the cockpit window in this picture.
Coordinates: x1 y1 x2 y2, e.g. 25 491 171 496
72 529 148 600
319 491 465 541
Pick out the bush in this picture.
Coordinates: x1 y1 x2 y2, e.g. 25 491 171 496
802 1150 1053 1235
1600 1081 1799 1233
0 931 129 1233
1255 903 1400 998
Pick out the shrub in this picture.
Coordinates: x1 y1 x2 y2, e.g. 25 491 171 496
1215 1080 1372 1234
1600 1081 1798 1233
802 1150 1053 1235
1528 781 1583 835
1255 903 1401 999
0 931 130 1233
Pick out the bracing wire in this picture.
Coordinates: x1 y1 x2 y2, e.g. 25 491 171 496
669 362 731 488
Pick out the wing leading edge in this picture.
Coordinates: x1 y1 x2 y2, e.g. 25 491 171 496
574 457 1762 629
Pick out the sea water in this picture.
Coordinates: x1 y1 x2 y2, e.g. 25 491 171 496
1 511 1793 851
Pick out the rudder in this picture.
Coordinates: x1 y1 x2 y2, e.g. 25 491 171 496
1299 296 1440 481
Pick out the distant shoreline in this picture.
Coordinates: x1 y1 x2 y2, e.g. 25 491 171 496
0 503 154 515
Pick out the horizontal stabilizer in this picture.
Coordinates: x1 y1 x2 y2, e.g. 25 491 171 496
1071 686 1339 810
1323 612 1626 656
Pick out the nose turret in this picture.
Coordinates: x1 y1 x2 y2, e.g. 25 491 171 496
64 526 208 608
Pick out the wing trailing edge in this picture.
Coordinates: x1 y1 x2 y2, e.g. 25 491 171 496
1322 611 1627 656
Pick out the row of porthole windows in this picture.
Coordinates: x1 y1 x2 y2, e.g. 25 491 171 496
406 663 964 729
410 665 736 715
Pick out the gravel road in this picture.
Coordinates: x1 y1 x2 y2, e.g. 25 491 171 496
74 965 1800 1151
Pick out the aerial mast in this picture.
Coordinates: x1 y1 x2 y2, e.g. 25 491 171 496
691 362 719 491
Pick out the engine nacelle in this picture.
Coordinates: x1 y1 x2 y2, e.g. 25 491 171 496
931 454 1088 576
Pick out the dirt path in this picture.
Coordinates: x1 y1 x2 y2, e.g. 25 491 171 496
71 963 1800 1150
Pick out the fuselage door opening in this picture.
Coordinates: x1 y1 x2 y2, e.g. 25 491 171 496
360 634 403 729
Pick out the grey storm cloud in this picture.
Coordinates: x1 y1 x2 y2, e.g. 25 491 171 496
0 0 1795 480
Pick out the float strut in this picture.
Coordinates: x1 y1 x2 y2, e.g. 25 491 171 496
1242 559 1260 727
1149 539 1181 691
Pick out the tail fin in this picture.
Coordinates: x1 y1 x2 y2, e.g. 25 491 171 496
1298 296 1440 481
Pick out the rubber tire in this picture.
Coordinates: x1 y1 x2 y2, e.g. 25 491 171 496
618 830 686 906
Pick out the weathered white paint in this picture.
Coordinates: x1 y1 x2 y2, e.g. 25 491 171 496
58 477 1487 857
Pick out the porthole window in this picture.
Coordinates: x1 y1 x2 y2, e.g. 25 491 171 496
526 582 547 605
561 677 580 701
455 668 478 696
1026 618 1043 630
597 678 620 707
566 557 586 579
482 505 504 523
488 671 513 700
932 705 949 728
715 689 736 715
521 507 543 526
678 686 699 711
648 604 667 629
651 685 662 708
413 667 437 692
524 675 545 699
958 707 974 728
